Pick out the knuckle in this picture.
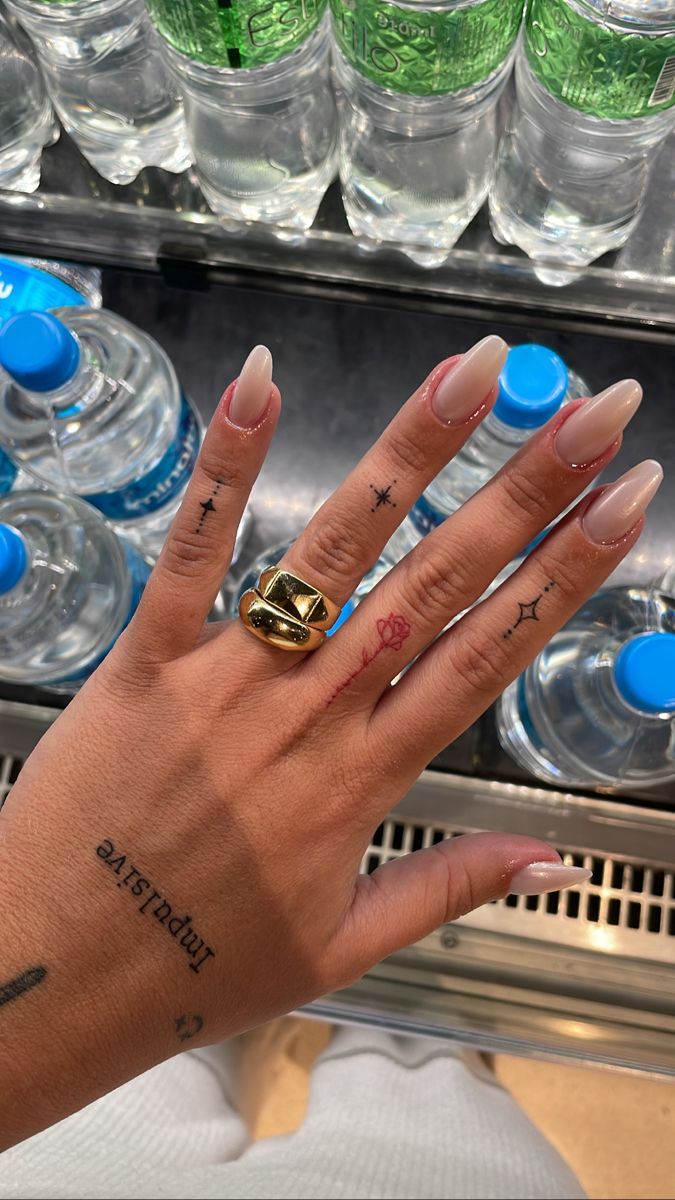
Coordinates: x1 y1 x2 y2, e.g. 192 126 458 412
534 546 579 599
303 512 364 585
498 466 550 523
431 842 476 921
400 540 483 621
160 527 216 581
198 447 246 495
382 427 430 478
447 628 510 700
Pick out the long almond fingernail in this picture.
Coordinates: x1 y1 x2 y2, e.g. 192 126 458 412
583 459 663 545
555 378 642 467
228 345 273 428
432 334 508 424
509 862 591 896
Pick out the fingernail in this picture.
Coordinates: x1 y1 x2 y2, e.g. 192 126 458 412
509 861 592 896
555 378 642 467
228 345 273 428
432 335 508 424
583 459 663 546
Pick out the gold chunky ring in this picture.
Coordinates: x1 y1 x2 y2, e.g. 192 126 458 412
239 590 326 652
258 566 340 631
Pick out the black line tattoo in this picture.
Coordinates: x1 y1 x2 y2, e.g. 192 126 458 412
503 580 556 639
369 481 397 513
0 966 47 1010
195 477 225 534
96 839 216 975
175 1013 203 1042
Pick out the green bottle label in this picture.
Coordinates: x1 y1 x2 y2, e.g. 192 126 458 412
145 0 327 68
330 0 524 97
525 0 675 119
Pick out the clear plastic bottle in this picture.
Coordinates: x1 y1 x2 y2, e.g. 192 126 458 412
148 2 337 229
6 0 191 184
0 307 204 561
489 1 675 284
0 255 102 319
0 489 150 690
331 0 525 266
0 4 54 192
383 343 586 563
498 586 675 790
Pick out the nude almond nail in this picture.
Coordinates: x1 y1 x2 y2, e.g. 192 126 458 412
228 344 273 428
509 862 592 896
431 334 508 424
555 378 642 467
583 460 663 546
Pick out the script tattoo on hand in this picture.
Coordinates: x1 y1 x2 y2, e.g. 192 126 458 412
502 580 556 640
0 966 46 1012
327 613 411 706
96 838 216 975
175 1013 203 1043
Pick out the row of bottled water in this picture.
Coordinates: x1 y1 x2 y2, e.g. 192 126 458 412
0 257 250 690
1 1 674 278
0 273 671 791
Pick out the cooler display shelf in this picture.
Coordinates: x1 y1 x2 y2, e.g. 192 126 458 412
0 127 674 329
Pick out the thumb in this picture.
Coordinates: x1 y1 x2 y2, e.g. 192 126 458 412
343 833 590 971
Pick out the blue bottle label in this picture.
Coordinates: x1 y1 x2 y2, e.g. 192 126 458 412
409 492 447 537
86 395 201 522
0 259 86 319
53 543 151 686
0 449 18 496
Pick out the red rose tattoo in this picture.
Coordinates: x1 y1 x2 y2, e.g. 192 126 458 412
327 612 412 706
377 613 411 653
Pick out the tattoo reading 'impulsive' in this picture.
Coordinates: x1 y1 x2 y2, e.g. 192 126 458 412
96 839 215 975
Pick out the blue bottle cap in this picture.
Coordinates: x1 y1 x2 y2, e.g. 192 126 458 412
326 597 355 636
0 524 27 593
614 632 675 715
0 310 80 392
494 344 569 430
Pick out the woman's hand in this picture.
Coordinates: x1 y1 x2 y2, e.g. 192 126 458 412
0 335 658 1148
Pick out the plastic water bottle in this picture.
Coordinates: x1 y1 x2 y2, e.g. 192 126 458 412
5 0 191 184
384 344 587 564
498 586 675 790
0 307 205 561
0 4 54 192
147 1 337 229
0 255 102 319
331 0 525 266
0 489 150 690
490 1 675 283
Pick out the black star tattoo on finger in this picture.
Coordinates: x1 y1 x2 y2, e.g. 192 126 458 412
370 481 397 513
503 580 556 639
195 478 225 534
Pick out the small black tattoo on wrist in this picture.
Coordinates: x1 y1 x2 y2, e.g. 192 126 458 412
175 1013 203 1042
503 580 556 639
370 481 397 512
195 477 224 534
96 839 216 975
0 966 47 1011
